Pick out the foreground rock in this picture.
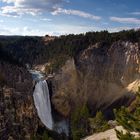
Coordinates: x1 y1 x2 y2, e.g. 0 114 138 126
83 126 124 140
83 126 139 140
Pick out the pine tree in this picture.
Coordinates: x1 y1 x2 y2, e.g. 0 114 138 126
114 88 140 140
71 104 90 140
89 111 110 133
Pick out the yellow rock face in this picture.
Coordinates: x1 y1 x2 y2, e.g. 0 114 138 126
52 41 140 116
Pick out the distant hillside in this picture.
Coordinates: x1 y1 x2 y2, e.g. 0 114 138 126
0 29 140 68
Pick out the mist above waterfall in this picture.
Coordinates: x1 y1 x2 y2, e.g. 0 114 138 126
33 80 53 130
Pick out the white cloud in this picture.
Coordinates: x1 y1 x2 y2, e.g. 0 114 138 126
110 17 140 24
40 18 52 21
0 0 101 20
0 0 65 17
53 26 139 35
0 12 18 17
0 26 47 35
51 8 101 20
0 23 139 36
107 26 132 32
1 0 64 8
130 12 140 15
0 28 12 34
1 6 41 16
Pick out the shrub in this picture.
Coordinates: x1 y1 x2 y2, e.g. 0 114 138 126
114 88 140 140
89 111 110 133
71 104 90 140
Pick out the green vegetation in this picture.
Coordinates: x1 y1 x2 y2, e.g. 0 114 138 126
71 104 90 140
115 130 140 140
31 130 67 140
0 29 140 70
45 55 69 73
42 29 140 72
30 126 69 140
31 131 54 140
70 104 110 140
70 86 140 140
114 88 140 140
89 111 110 133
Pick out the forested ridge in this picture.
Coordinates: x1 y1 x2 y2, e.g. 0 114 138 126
0 29 140 68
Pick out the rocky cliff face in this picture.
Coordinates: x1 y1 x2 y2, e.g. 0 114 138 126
0 62 41 140
0 35 140 139
52 41 140 117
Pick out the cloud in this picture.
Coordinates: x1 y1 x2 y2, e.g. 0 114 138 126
1 6 41 17
130 12 140 15
0 0 101 20
1 0 64 8
0 25 47 35
52 25 139 35
0 23 139 36
40 18 52 21
51 8 101 20
0 28 12 35
107 26 133 32
110 17 140 24
0 0 65 17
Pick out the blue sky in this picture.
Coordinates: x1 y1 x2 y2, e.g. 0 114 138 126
0 0 140 36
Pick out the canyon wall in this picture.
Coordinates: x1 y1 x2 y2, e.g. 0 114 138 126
0 62 41 140
52 41 140 117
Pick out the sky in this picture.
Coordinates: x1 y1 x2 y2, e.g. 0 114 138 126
0 0 140 36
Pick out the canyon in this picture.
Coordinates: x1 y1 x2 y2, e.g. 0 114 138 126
0 30 140 140
52 41 139 118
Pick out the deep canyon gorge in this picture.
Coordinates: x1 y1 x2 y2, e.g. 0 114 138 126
0 30 140 140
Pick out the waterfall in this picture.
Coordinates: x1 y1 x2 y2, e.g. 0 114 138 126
33 80 53 130
30 70 69 135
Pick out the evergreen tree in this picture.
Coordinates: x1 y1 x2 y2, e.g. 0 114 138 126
114 88 140 140
71 104 90 140
89 111 110 133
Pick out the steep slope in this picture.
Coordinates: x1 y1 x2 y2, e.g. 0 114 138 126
52 41 139 118
0 61 41 140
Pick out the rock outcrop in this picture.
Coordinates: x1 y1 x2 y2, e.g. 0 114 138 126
0 62 40 140
52 41 140 117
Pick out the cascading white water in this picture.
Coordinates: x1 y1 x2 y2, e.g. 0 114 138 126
30 70 69 135
33 80 53 130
